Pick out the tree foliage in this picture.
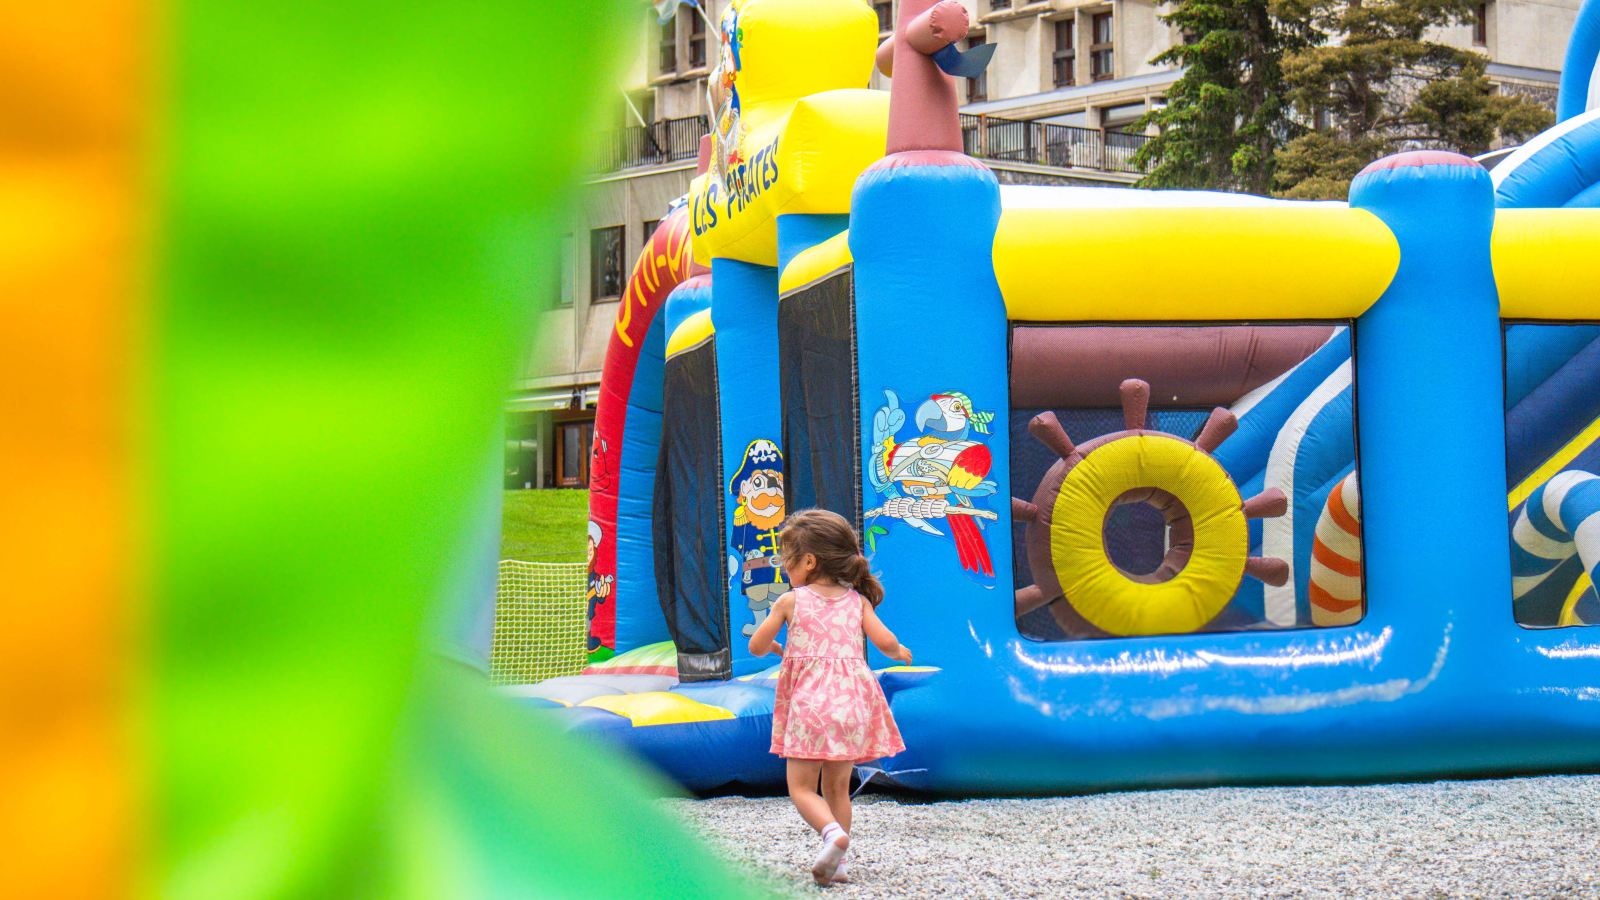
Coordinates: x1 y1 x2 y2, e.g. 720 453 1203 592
1134 0 1555 198
1133 0 1317 193
1274 0 1554 198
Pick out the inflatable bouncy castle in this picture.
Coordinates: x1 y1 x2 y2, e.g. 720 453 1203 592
511 0 1600 795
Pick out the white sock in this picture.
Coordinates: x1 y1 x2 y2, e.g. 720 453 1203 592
834 853 851 883
812 823 848 885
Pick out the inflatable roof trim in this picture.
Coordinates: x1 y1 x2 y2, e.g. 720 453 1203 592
996 184 1347 209
995 206 1401 321
1491 209 1600 317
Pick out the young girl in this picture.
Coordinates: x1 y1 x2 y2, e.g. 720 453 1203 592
747 509 911 886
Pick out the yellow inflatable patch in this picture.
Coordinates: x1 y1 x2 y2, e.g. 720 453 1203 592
1051 435 1247 636
1491 209 1600 320
995 207 1399 321
779 229 852 295
579 692 735 727
690 0 884 267
665 308 715 358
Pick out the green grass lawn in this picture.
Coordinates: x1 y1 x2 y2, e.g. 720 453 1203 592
501 489 589 561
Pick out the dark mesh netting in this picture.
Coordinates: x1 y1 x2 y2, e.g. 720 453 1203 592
654 340 731 679
778 268 861 528
1010 407 1211 641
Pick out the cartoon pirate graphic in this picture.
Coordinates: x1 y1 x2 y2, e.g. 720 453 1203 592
728 439 787 636
585 520 613 654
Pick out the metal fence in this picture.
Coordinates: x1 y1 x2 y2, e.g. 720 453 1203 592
961 114 1149 175
594 115 710 173
591 112 1149 176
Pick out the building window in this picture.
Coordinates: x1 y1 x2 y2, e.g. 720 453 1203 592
1473 3 1488 45
1102 101 1147 133
553 232 574 307
642 219 661 244
1091 12 1114 82
590 225 624 301
991 0 1011 10
875 0 894 33
1053 20 1076 88
555 418 593 488
660 16 677 73
966 35 988 102
551 240 568 308
689 9 707 68
504 411 542 490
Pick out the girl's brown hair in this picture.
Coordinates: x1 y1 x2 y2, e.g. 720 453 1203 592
777 509 885 606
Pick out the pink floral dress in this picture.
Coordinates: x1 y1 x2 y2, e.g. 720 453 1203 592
770 584 905 762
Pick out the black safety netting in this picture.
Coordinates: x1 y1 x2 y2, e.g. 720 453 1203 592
655 340 731 680
1010 407 1211 641
778 269 861 529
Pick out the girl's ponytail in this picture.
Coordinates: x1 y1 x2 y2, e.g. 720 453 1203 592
845 553 884 607
779 508 887 606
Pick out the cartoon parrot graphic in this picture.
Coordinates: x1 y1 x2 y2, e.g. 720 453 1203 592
867 390 998 579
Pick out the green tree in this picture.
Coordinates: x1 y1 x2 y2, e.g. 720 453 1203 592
1133 0 1318 193
1274 0 1554 199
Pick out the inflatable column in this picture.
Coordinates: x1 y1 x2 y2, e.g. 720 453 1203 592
712 259 783 678
1349 152 1509 656
852 0 1010 665
777 214 849 273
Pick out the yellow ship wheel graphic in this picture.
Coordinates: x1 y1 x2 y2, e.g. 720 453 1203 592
1014 379 1290 637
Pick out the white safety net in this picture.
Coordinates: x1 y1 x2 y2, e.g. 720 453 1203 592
489 560 588 684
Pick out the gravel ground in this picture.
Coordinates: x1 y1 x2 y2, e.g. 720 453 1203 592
665 775 1600 899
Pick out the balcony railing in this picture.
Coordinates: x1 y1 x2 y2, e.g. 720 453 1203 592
592 113 1149 176
595 115 710 173
960 114 1149 175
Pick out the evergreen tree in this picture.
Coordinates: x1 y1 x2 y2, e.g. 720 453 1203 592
1274 0 1554 199
1133 0 1318 193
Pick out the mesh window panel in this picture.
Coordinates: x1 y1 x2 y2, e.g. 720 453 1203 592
1010 407 1210 642
779 268 862 529
654 339 730 679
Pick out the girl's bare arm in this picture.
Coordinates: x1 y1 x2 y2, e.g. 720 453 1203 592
747 592 792 658
862 598 912 664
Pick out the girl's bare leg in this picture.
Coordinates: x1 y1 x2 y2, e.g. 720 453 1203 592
820 760 856 883
820 760 854 834
791 759 850 885
785 759 835 833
